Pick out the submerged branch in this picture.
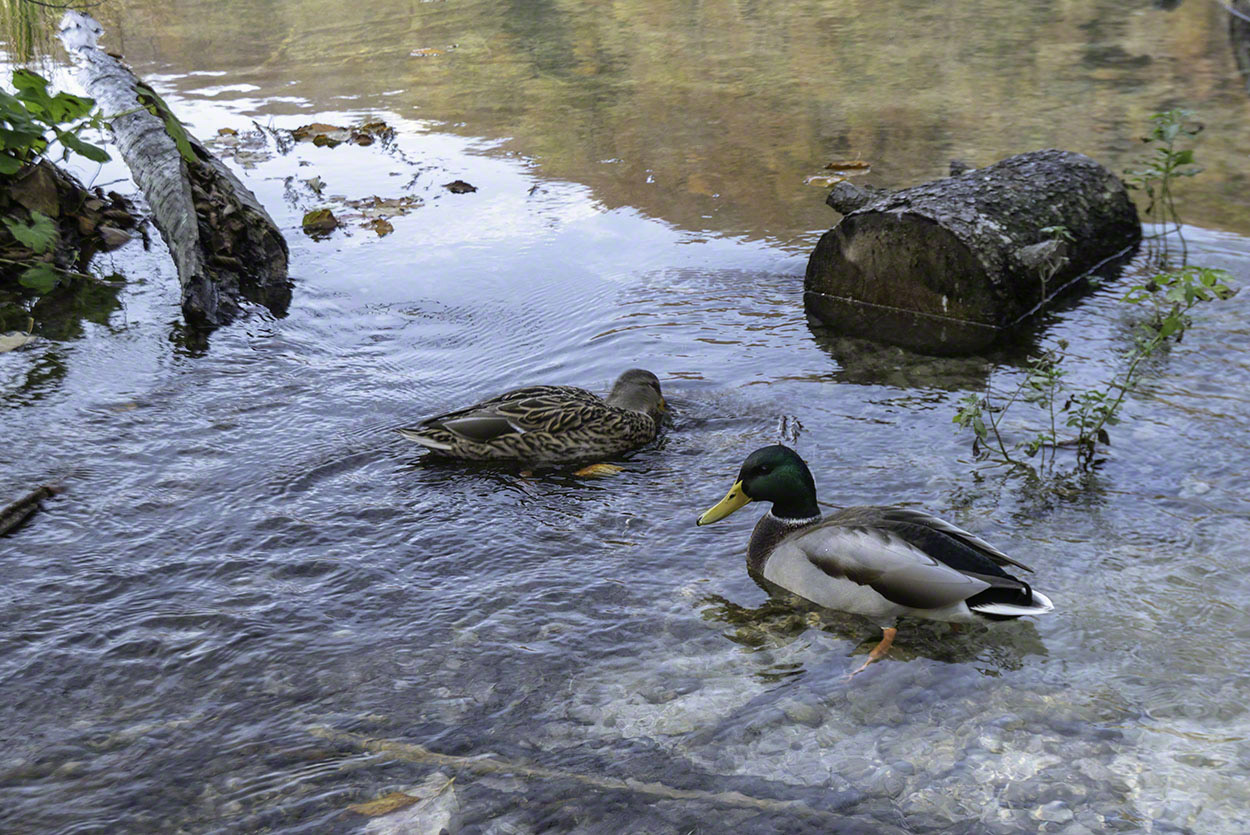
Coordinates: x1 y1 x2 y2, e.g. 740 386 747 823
310 726 848 823
0 482 62 536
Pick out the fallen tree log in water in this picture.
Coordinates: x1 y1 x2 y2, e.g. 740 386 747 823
805 149 1141 354
57 12 289 329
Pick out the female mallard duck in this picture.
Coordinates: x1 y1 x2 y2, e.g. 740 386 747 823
397 368 665 466
696 445 1053 674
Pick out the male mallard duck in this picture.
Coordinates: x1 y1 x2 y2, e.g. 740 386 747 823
398 368 665 466
697 445 1053 674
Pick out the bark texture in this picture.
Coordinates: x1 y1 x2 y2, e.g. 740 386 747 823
0 483 61 537
1233 0 1250 95
806 149 1141 354
58 12 289 328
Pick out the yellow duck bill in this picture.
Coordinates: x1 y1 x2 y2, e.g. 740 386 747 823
697 480 752 525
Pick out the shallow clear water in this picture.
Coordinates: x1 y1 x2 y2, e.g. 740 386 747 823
3 1 1250 832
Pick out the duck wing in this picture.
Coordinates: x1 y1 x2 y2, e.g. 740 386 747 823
840 506 1035 573
785 521 1000 611
420 385 605 442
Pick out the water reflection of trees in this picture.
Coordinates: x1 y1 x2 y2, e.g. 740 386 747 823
103 0 1250 238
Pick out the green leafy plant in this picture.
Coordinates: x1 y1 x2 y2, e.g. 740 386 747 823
2 210 60 292
954 267 1235 472
1 69 115 302
1123 109 1203 266
0 68 110 176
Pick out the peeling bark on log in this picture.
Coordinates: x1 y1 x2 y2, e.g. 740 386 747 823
58 12 289 329
805 149 1141 354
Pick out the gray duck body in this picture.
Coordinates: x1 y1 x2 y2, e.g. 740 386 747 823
699 446 1054 627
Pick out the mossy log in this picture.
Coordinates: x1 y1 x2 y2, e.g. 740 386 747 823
805 150 1141 354
58 11 289 329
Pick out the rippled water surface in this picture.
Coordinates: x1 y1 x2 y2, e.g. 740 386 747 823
4 1 1250 832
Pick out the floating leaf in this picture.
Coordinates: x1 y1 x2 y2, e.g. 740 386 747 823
362 218 394 237
292 123 347 140
443 179 477 194
344 195 422 218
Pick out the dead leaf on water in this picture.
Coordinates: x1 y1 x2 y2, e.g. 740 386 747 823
443 180 477 194
344 195 423 218
362 218 394 237
349 791 420 817
204 125 275 168
293 122 347 141
293 121 395 149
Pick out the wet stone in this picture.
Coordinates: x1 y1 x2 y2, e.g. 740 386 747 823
863 764 907 798
1057 824 1096 835
777 696 823 727
1032 801 1075 824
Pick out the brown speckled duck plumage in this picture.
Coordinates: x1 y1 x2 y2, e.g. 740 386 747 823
397 368 665 465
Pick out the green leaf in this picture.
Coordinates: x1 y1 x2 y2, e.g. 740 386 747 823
10 69 52 113
55 129 110 163
3 211 59 254
18 263 60 294
45 92 94 125
0 152 23 175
